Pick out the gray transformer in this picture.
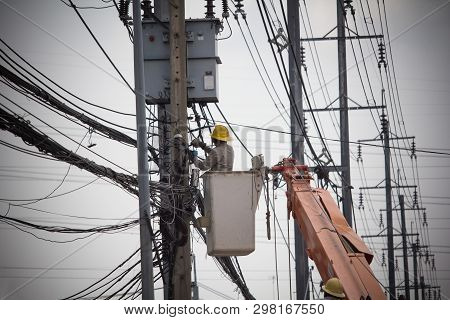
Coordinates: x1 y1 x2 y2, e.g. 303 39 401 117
142 18 221 104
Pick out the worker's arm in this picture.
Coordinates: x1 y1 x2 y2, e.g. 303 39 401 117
198 141 213 154
191 138 213 153
194 148 217 171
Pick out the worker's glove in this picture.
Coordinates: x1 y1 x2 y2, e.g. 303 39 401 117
191 138 201 148
188 150 198 162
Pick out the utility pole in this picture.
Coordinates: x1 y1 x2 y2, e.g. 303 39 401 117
132 0 154 300
360 116 415 299
309 266 315 299
287 0 309 300
420 276 426 300
158 103 172 300
192 254 199 300
169 0 191 300
337 0 352 226
399 195 410 299
412 243 419 299
381 109 395 299
302 2 384 226
153 0 173 300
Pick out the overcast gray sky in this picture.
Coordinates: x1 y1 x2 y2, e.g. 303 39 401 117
0 0 449 300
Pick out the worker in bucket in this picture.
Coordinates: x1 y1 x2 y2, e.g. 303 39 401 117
190 124 234 171
321 277 346 300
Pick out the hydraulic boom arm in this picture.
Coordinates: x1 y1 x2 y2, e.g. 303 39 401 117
272 159 386 300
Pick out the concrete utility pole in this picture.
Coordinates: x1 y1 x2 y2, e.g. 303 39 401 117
381 109 395 299
412 243 419 300
337 0 352 226
153 0 173 300
192 254 199 300
169 0 191 300
287 0 309 300
420 276 426 300
132 0 154 300
399 195 410 299
158 103 172 300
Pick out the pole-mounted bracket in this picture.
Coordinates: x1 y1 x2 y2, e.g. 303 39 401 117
269 28 289 52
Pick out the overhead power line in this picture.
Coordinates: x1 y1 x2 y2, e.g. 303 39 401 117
0 105 255 299
0 106 139 194
0 64 160 163
213 119 450 157
59 0 115 10
0 37 136 117
67 0 135 92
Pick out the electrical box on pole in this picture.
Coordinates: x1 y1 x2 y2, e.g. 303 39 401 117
142 19 221 104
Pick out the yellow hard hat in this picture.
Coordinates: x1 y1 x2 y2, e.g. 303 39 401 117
322 277 346 298
210 125 231 142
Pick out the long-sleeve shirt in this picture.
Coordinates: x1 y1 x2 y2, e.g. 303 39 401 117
194 143 234 171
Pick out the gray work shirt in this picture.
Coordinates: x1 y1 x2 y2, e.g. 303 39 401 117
194 143 234 171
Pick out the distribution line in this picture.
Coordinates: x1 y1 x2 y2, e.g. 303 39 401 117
257 0 345 200
0 54 137 132
242 15 290 121
259 0 450 127
213 119 450 156
0 202 142 299
235 17 289 126
356 0 434 289
59 0 115 10
378 0 440 290
0 0 134 92
67 0 134 93
0 97 135 175
0 37 136 117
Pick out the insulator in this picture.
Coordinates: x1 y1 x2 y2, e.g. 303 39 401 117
395 257 399 271
222 0 229 18
357 143 362 162
235 0 244 11
378 42 387 68
433 289 437 300
141 0 153 19
234 0 246 19
205 0 215 19
380 113 388 133
416 237 420 246
411 140 417 159
344 0 353 6
119 0 125 16
300 46 306 69
425 249 429 263
423 211 428 227
428 288 432 300
119 0 130 20
432 258 436 271
438 288 441 299
379 212 384 228
413 189 418 208
380 112 388 142
358 192 364 210
381 252 386 266
343 0 355 15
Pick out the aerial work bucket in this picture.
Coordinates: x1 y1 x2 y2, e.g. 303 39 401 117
201 157 265 256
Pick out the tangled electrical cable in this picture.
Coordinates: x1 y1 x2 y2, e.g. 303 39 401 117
0 103 255 299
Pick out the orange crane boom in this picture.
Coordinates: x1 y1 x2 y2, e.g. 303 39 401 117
272 159 386 300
